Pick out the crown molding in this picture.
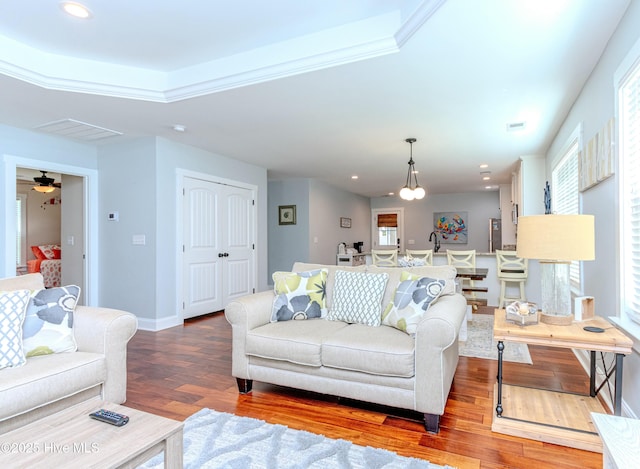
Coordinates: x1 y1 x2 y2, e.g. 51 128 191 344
0 1 446 103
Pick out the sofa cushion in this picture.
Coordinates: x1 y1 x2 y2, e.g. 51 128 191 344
246 319 349 367
327 270 389 326
0 274 45 293
0 289 31 369
0 351 105 422
382 272 446 335
23 285 80 357
271 269 328 321
322 324 415 378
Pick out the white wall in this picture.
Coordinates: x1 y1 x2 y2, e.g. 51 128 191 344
545 0 640 418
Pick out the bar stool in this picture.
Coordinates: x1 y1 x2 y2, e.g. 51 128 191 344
447 249 477 317
372 249 398 266
447 249 476 291
405 249 433 265
496 249 528 308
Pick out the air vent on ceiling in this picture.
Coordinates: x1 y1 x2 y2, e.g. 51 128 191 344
506 121 526 132
34 118 123 141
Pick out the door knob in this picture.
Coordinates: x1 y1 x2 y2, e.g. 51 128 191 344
218 253 224 257
224 252 229 257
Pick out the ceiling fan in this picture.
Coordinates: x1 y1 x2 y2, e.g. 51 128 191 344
33 171 61 193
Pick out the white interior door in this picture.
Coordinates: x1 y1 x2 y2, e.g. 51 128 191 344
182 176 255 319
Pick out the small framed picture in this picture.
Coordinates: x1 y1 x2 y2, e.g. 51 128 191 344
279 205 296 225
340 217 351 228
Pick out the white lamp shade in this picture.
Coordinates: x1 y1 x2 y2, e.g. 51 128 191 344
516 214 595 261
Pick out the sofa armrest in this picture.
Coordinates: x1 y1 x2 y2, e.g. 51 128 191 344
73 306 138 404
225 290 274 379
413 293 467 413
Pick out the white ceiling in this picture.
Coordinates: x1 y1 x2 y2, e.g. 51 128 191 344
0 0 630 197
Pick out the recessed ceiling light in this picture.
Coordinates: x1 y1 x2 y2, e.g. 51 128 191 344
479 164 489 169
172 124 186 132
388 192 394 196
61 2 92 19
482 176 491 181
351 175 358 180
485 185 493 190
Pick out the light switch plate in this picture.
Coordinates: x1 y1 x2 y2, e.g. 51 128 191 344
132 234 146 245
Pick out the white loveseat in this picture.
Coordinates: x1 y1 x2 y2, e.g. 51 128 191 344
225 262 467 433
0 273 137 434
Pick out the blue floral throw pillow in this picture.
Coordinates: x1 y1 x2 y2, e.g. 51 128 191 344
22 285 80 357
271 269 328 322
382 271 445 335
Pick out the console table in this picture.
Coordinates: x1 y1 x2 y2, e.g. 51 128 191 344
491 309 633 452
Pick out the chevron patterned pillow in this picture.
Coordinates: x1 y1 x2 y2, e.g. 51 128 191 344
328 270 389 326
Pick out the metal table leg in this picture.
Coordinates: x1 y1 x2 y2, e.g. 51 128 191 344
496 340 504 417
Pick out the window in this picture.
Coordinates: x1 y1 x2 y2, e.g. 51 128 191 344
377 213 397 247
619 46 640 325
552 136 581 292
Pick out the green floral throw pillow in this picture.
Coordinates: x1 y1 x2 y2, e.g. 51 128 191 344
382 271 445 335
271 269 328 321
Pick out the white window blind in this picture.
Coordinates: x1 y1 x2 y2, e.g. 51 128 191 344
620 58 640 325
552 141 581 291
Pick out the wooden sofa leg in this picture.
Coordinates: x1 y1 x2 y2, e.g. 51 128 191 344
423 413 440 433
236 378 253 394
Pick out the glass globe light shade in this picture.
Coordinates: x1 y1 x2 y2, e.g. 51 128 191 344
399 187 414 200
414 186 426 200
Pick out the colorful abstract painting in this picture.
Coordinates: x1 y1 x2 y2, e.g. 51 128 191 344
434 211 468 244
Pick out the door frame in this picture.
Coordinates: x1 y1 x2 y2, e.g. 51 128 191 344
176 169 258 321
3 154 98 305
371 208 405 253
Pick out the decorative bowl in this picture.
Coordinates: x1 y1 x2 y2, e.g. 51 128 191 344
505 301 538 326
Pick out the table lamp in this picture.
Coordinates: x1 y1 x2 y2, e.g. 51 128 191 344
516 214 595 325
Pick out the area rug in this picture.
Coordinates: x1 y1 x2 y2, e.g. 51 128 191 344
459 314 532 364
138 408 455 469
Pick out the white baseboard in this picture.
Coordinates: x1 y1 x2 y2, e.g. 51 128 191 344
136 314 183 331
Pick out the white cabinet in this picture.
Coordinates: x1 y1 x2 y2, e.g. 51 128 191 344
511 156 546 221
336 252 366 266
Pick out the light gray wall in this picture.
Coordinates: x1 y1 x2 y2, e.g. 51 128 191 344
371 191 501 252
1 124 97 277
98 137 269 324
268 178 371 275
545 0 640 417
309 179 370 265
98 138 157 319
268 179 310 275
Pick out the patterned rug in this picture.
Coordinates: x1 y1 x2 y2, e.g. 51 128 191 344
138 408 455 469
459 314 532 364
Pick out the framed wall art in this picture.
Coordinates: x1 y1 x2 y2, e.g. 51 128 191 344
434 211 468 244
278 205 296 225
340 217 351 228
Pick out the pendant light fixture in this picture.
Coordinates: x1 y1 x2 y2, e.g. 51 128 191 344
33 171 56 193
399 138 426 200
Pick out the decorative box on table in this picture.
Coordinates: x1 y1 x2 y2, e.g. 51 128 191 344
505 301 538 326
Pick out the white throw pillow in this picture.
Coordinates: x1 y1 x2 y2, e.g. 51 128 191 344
0 289 31 369
328 270 389 326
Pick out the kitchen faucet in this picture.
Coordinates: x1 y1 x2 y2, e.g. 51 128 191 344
429 231 440 253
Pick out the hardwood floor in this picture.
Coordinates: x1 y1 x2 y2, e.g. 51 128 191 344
125 308 603 468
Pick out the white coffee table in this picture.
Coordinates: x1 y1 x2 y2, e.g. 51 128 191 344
0 397 183 468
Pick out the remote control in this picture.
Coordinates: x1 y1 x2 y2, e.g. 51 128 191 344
89 409 129 426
